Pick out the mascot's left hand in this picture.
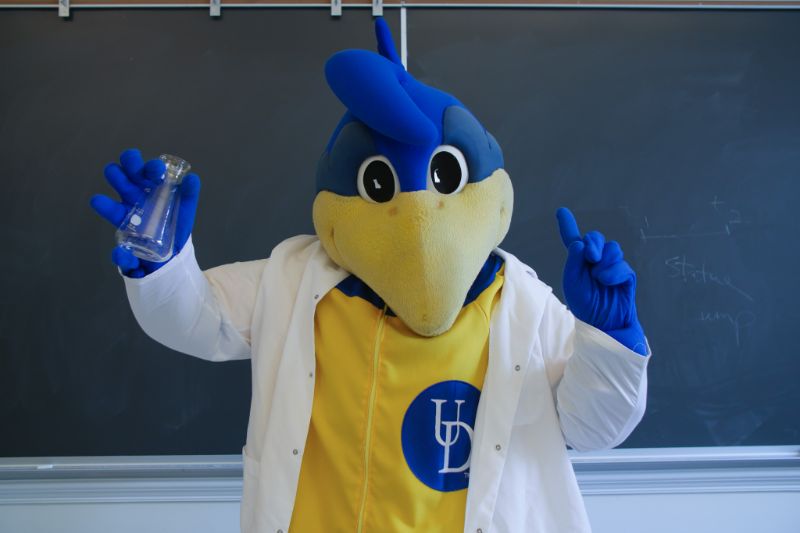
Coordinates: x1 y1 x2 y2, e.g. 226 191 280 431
557 207 647 355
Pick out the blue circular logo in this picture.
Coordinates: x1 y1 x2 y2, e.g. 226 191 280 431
401 380 481 492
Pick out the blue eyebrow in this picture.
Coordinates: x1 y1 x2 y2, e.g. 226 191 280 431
442 106 504 184
316 119 376 197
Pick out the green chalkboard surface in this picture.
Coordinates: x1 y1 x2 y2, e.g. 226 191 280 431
1 8 798 456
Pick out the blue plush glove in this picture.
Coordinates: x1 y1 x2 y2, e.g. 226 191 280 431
556 207 647 355
89 148 201 279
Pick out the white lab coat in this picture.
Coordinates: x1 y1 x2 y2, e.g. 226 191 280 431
122 234 650 533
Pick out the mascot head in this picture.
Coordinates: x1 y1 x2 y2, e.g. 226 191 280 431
313 18 513 337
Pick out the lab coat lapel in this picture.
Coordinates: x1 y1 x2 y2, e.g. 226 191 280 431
259 240 349 530
464 248 545 532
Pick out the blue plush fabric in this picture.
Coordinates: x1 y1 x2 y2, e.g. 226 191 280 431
442 106 504 187
375 17 403 67
556 208 648 355
325 49 446 148
317 119 376 197
89 148 200 278
317 18 504 195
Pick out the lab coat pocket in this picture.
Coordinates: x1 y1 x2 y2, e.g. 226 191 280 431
240 445 260 533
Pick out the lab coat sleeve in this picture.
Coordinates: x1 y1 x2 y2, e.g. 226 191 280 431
120 236 267 362
539 292 651 452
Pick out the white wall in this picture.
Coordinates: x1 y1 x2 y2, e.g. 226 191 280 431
2 489 798 533
2 448 798 533
0 502 240 533
584 492 800 533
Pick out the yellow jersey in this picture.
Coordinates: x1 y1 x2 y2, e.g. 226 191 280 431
290 255 504 532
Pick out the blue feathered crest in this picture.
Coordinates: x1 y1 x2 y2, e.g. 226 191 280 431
317 18 503 195
324 18 459 147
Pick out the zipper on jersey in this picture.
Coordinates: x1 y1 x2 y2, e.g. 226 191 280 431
356 304 388 533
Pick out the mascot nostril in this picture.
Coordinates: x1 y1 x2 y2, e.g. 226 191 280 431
110 15 651 533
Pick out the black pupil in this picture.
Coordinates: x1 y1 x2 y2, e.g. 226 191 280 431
430 151 463 194
362 160 396 203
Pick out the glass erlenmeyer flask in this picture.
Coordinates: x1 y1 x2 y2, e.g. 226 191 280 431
115 154 191 263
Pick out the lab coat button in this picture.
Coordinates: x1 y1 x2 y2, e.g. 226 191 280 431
495 444 502 451
514 364 521 371
314 294 319 300
477 529 483 533
292 449 299 455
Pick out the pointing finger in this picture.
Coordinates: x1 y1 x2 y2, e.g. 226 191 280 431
556 207 581 248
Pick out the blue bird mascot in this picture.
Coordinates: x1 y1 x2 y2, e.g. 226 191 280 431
91 18 650 533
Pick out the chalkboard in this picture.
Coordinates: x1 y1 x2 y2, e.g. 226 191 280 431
1 8 798 457
407 9 800 448
0 9 401 456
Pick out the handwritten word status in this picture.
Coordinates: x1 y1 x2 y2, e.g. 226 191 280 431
664 256 754 302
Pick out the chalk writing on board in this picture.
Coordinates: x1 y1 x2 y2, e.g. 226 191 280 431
698 310 756 347
664 256 754 302
710 196 745 230
631 197 747 243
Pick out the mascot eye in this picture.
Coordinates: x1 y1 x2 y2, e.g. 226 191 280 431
357 156 399 203
428 145 468 195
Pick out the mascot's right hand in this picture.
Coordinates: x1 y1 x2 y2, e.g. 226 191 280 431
89 148 201 278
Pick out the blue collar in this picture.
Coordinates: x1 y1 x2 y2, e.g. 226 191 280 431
334 253 504 316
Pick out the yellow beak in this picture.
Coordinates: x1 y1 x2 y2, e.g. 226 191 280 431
313 169 513 337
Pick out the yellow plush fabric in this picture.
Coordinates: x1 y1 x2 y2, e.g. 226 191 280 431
312 169 513 337
289 267 504 532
